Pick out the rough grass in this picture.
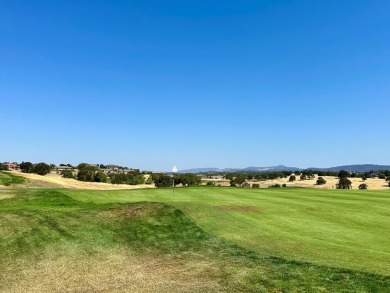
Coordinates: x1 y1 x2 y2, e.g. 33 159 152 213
0 171 25 186
0 188 389 292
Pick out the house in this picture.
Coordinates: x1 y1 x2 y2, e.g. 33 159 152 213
55 166 73 172
4 162 18 171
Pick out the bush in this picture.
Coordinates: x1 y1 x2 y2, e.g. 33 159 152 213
358 183 368 190
242 182 250 188
316 177 327 185
33 163 51 176
252 183 260 188
288 175 296 182
61 170 74 178
282 184 287 187
269 184 281 188
206 181 215 186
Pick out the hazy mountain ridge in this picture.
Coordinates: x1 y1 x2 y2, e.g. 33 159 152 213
178 164 390 173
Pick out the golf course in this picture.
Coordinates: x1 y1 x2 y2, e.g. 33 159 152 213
1 172 389 292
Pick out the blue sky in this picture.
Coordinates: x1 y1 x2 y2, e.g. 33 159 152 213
1 0 389 171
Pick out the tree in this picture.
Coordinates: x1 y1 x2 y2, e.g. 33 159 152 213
358 183 368 190
336 177 352 189
20 161 33 173
338 170 350 178
154 174 173 187
206 181 215 186
77 163 98 182
0 164 7 170
288 175 296 182
33 163 51 175
61 170 74 178
252 183 260 188
316 177 327 185
176 173 201 186
300 174 307 180
94 171 108 183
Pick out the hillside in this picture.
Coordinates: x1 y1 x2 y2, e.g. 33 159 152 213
180 164 390 173
4 171 153 190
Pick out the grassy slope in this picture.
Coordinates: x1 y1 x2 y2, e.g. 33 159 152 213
63 187 390 276
0 171 25 186
0 188 389 292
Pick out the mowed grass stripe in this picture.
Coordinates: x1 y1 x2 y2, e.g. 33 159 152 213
64 187 390 275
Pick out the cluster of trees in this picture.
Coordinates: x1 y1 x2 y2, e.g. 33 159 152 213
76 164 107 183
110 172 145 185
0 164 8 170
225 171 293 182
20 162 51 175
152 173 202 188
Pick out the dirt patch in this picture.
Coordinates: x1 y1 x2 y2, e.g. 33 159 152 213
217 205 260 212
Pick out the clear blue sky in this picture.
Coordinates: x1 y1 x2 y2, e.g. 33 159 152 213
1 0 389 171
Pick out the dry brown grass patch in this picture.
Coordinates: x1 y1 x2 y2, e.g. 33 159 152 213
1 249 223 293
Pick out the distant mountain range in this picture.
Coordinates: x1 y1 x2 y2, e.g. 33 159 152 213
178 164 390 173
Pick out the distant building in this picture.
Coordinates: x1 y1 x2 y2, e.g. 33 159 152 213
55 166 73 171
4 162 18 171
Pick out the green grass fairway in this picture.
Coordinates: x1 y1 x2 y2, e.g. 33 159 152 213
64 187 390 276
0 171 25 186
1 187 389 292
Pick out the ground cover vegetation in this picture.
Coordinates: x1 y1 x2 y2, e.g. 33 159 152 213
0 187 389 292
0 171 25 186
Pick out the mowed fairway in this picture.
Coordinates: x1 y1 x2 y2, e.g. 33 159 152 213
65 187 390 276
1 186 389 292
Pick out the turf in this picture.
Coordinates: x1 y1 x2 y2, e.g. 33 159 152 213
0 187 389 292
63 187 390 276
0 171 25 186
